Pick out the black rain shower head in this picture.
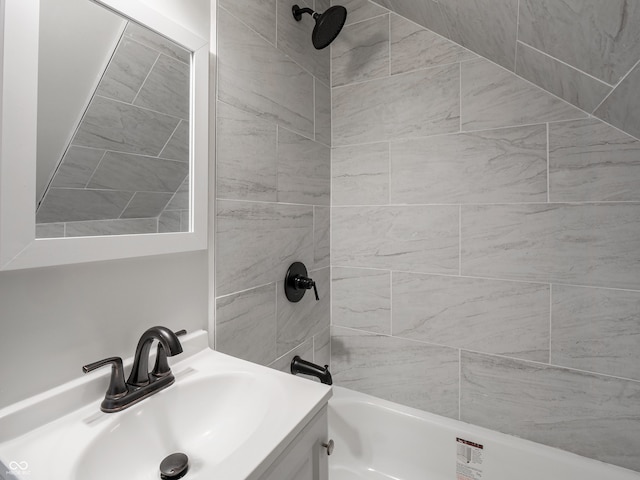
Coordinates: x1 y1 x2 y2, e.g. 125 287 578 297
292 4 347 50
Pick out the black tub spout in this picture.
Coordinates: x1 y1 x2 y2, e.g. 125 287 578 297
291 356 333 385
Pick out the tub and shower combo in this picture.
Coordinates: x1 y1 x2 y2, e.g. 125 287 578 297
328 387 639 480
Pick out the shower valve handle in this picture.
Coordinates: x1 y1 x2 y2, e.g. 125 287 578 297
294 275 319 301
284 262 319 302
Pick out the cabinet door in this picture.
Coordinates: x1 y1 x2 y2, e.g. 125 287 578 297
260 408 329 480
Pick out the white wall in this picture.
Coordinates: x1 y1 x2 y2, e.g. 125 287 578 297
141 0 209 40
0 251 209 408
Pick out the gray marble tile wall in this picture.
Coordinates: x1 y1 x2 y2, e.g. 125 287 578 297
36 22 191 236
158 176 189 233
361 0 640 140
329 3 640 472
214 2 331 373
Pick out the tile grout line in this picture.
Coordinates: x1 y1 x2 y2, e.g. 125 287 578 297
332 120 578 150
277 122 326 147
384 2 468 58
329 16 334 149
388 57 480 80
334 324 640 384
462 346 640 384
547 123 550 202
82 147 188 164
275 126 280 199
462 347 640 384
328 316 332 370
329 200 640 207
328 265 640 293
458 348 462 421
116 192 137 219
515 41 614 89
220 5 277 51
458 205 462 275
592 56 640 114
94 94 188 123
514 0 521 71
549 283 553 364
56 187 184 194
131 53 161 105
388 12 392 78
333 59 460 90
582 111 640 143
459 61 463 132
272 281 279 363
271 283 277 365
345 12 390 29
389 269 393 335
312 334 316 363
158 121 183 159
215 281 278 300
387 142 391 205
82 151 109 189
269 337 308 369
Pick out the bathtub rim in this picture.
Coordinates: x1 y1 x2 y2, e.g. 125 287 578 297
328 385 640 479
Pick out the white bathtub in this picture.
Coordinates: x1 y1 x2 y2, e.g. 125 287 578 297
328 386 640 480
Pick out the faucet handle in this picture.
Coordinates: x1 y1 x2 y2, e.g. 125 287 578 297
152 329 187 378
285 262 320 302
82 357 128 399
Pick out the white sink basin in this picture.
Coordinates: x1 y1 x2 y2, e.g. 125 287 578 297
75 372 276 480
0 331 331 480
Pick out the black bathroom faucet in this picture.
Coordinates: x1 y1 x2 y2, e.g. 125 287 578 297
83 326 184 413
127 326 183 386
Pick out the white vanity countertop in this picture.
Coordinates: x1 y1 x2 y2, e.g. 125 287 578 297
0 330 332 480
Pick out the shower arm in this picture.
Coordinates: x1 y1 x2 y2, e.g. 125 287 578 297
292 5 319 21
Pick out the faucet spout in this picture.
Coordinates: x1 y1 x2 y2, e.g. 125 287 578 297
127 326 183 387
290 356 333 385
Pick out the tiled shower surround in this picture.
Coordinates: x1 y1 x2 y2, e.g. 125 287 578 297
214 0 331 372
328 1 640 473
368 0 640 140
36 23 190 237
212 0 640 473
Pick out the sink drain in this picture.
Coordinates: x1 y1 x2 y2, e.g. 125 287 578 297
160 452 189 479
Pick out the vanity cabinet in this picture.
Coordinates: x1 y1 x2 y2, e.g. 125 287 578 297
259 407 329 480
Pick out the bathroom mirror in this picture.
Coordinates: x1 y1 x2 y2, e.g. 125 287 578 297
0 0 210 270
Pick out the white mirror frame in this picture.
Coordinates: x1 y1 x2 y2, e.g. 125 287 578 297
0 0 209 270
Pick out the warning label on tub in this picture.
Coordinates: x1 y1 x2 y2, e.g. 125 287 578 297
456 437 484 480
